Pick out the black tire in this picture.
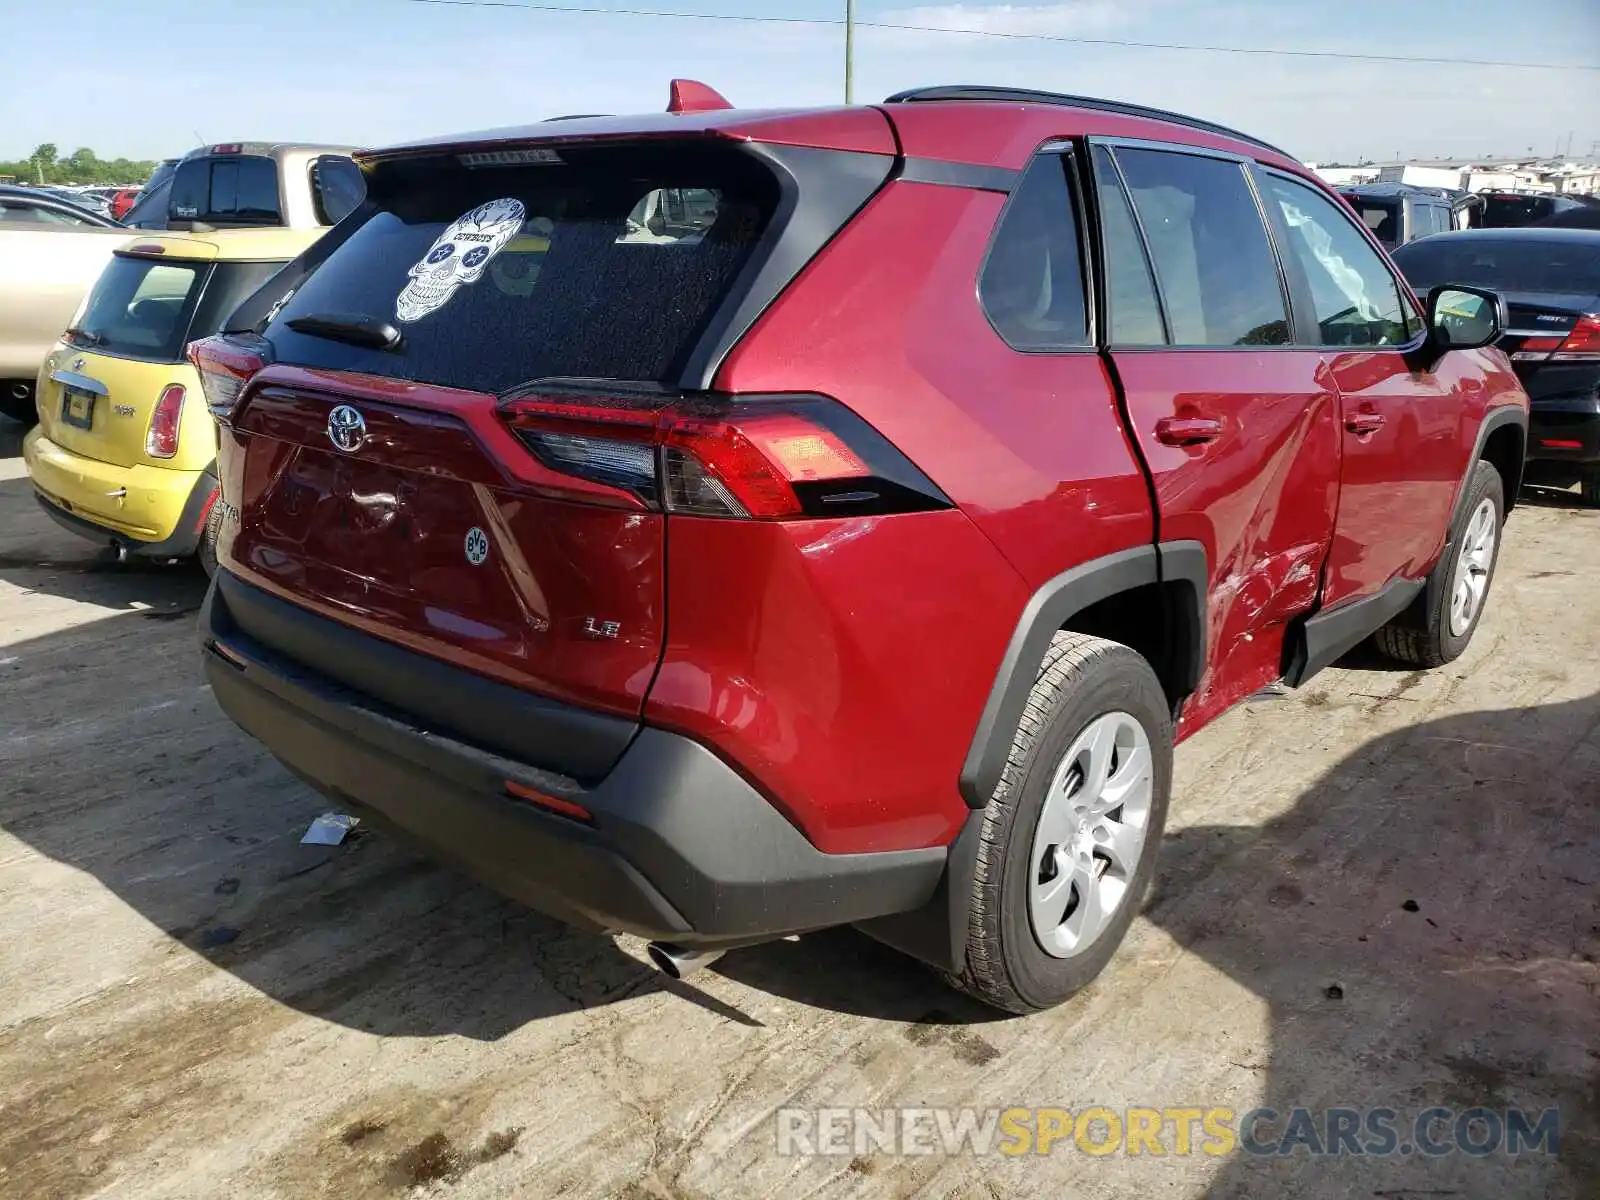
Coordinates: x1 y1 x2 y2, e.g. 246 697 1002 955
0 384 36 427
946 632 1173 1014
198 493 223 579
1374 459 1505 668
1582 473 1600 509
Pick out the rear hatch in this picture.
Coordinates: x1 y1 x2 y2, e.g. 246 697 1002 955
40 239 290 474
208 131 895 720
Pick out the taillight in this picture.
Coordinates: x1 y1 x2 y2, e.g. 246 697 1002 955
500 386 949 520
145 384 185 458
188 334 269 421
1552 314 1600 361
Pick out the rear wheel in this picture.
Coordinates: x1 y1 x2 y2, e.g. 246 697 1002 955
0 382 35 427
947 633 1173 1014
1582 472 1600 509
1374 459 1504 668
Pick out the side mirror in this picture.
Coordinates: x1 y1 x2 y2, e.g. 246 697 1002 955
1426 285 1503 351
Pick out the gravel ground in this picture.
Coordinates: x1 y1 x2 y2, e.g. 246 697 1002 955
0 415 1595 1199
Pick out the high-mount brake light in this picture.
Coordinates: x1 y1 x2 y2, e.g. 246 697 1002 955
188 334 270 421
499 389 948 520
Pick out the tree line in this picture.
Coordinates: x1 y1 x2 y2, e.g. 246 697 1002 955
0 144 160 187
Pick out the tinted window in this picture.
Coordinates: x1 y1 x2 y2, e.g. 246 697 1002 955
122 176 172 229
1393 236 1600 295
978 154 1089 350
170 155 282 225
1092 146 1166 345
266 147 777 392
1345 198 1401 246
1480 195 1556 228
69 255 205 360
190 261 290 340
312 156 366 225
1114 148 1289 347
0 199 96 227
1264 174 1415 347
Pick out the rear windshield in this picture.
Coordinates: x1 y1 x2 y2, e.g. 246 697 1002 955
1345 198 1400 246
262 146 778 393
170 155 282 225
1393 237 1600 296
69 256 206 359
1479 195 1561 228
68 257 290 361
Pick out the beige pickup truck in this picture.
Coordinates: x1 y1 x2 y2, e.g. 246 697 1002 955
0 186 131 425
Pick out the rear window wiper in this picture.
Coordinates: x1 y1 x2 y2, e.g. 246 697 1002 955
64 327 104 347
283 312 402 351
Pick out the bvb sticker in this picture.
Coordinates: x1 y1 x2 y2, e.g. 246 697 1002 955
396 198 526 322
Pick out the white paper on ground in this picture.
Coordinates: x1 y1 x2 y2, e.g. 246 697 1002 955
301 812 361 846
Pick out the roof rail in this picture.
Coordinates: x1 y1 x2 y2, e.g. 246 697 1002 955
882 86 1293 160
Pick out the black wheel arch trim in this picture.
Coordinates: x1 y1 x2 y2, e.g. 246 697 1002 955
1461 404 1528 519
957 540 1207 810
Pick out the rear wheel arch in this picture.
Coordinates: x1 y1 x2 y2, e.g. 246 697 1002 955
958 541 1206 810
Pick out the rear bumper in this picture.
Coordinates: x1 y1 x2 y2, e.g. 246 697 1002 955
25 429 216 555
1525 397 1600 472
201 571 946 946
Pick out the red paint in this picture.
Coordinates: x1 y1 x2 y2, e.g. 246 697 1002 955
668 79 733 114
645 511 1029 854
1114 350 1341 728
219 372 665 718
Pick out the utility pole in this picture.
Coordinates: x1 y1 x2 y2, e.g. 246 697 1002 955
845 0 855 105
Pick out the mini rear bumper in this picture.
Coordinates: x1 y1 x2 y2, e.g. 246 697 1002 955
200 571 947 946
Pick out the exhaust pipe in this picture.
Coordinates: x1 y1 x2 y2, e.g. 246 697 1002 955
646 941 725 980
8 384 29 401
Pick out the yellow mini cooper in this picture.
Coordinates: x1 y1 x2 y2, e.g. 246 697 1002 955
24 228 319 572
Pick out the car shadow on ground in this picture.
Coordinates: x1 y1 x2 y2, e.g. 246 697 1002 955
1144 692 1600 1197
0 415 27 460
1522 483 1597 513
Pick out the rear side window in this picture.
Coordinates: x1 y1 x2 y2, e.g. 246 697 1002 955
979 154 1089 350
171 155 282 225
1091 146 1167 345
1112 148 1290 347
1347 199 1401 246
189 261 289 340
265 147 779 392
69 256 205 360
1263 174 1416 347
312 156 366 225
122 176 172 229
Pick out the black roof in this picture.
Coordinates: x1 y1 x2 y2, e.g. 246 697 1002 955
1401 226 1600 245
882 85 1294 160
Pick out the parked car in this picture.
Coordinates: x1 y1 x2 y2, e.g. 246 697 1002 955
0 185 129 424
1394 228 1600 505
122 143 365 232
109 187 141 221
1338 182 1464 248
1470 190 1590 229
24 228 317 565
191 82 1528 1013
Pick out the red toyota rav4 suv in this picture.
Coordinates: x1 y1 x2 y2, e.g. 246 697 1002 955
193 84 1529 1013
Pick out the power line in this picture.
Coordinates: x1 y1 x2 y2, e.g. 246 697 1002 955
400 0 1600 72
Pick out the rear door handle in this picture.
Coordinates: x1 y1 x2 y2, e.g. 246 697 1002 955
1155 416 1224 447
1345 409 1386 436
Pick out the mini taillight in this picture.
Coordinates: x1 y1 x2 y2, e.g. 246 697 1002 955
145 384 185 458
188 334 269 421
499 387 947 520
1552 315 1600 361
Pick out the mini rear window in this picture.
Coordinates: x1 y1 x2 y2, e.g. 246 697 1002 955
263 146 779 393
69 256 206 360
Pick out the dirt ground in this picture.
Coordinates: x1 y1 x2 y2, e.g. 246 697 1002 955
0 414 1595 1200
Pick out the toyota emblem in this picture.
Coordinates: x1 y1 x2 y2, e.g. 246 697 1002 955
327 404 367 453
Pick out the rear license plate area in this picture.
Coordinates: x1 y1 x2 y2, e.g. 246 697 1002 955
61 387 95 430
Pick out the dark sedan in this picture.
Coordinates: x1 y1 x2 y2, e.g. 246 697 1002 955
1394 228 1600 505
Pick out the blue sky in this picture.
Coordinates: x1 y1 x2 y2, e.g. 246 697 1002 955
8 0 1598 165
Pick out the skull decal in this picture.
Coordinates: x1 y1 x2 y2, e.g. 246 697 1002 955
396 198 526 323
